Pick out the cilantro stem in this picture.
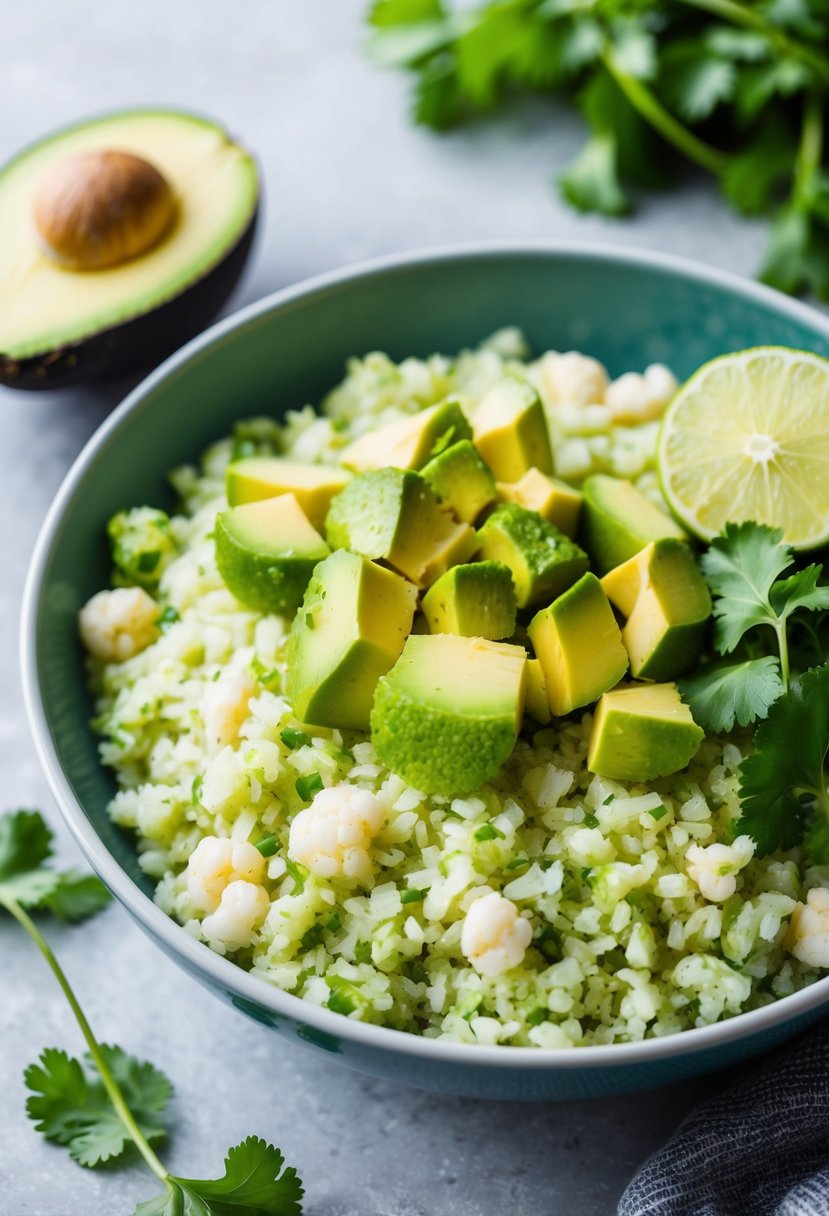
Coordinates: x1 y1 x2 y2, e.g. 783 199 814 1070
601 53 730 177
672 0 829 82
795 90 824 202
3 896 171 1186
776 622 791 693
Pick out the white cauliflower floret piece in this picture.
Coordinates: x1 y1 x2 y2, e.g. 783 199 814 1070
461 891 532 977
539 351 609 407
78 587 159 662
186 836 266 913
785 887 829 967
288 785 385 882
201 879 270 950
605 364 678 425
686 836 755 903
200 668 256 748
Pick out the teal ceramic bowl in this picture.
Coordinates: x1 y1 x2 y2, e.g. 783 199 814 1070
22 243 829 1100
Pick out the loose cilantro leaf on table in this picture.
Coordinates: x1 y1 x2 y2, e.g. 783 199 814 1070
2 807 304 1214
25 1046 172 1168
136 1137 303 1216
365 0 829 298
736 664 829 858
0 809 112 916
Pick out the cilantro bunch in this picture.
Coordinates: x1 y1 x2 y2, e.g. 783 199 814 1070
1 809 303 1216
366 0 829 298
677 524 829 861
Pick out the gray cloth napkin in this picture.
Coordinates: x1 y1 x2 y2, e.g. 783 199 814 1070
618 1022 829 1216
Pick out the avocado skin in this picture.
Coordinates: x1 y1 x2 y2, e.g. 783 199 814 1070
0 208 258 391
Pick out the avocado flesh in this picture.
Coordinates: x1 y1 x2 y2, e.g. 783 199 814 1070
525 657 552 724
476 503 589 609
226 457 351 528
0 110 258 363
588 683 704 782
581 475 687 574
528 573 629 716
421 440 496 524
370 634 527 796
472 379 553 481
325 468 475 588
341 399 472 473
601 539 712 680
422 561 517 640
215 494 329 615
498 469 582 537
287 550 417 731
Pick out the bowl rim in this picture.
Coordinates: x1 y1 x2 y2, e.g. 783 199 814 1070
21 238 829 1072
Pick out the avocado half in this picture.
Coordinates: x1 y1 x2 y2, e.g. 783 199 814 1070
0 109 259 390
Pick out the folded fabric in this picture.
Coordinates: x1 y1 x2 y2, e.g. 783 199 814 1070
618 1022 829 1216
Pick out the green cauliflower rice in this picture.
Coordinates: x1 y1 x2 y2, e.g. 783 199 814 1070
85 330 825 1048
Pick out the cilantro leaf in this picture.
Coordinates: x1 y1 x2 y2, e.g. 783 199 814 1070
661 42 735 121
0 808 111 918
135 1137 303 1216
40 872 113 923
761 202 829 300
770 564 829 620
722 119 796 217
678 654 783 732
368 0 444 24
736 664 829 854
25 1046 172 1168
560 134 631 216
701 522 792 653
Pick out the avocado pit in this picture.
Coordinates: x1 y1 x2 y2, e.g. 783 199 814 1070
33 149 176 271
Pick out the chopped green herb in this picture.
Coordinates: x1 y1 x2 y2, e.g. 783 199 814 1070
401 887 426 904
649 805 669 822
326 912 342 933
354 940 372 964
300 923 325 951
190 776 203 806
157 605 180 632
474 823 506 842
505 855 529 871
254 835 278 858
281 727 311 750
284 859 308 896
526 1006 549 1027
295 772 324 802
582 813 599 828
326 977 363 1016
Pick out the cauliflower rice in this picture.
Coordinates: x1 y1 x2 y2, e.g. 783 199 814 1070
86 330 826 1048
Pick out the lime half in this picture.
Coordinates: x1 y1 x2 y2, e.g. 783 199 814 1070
657 346 829 550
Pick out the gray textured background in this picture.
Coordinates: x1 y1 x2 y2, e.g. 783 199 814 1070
0 2 815 1212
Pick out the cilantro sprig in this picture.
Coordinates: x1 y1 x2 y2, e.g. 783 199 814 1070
736 663 829 860
1 809 303 1216
366 0 829 298
678 523 829 732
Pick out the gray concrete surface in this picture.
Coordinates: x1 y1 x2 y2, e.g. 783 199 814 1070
0 2 817 1212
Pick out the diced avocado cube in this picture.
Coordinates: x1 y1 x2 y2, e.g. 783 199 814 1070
525 657 551 724
472 378 553 481
215 494 330 615
370 634 527 796
528 573 629 716
422 561 517 640
325 468 475 588
226 457 351 528
580 475 687 574
497 469 582 537
287 550 417 731
341 398 472 473
107 506 177 589
476 503 589 609
587 683 704 782
421 440 496 524
601 539 712 681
